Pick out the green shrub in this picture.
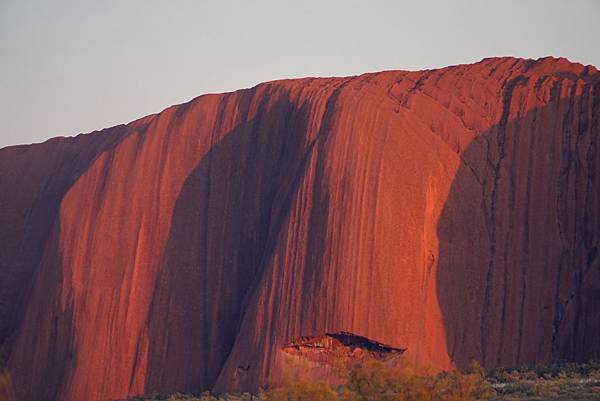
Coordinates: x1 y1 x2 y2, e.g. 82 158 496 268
262 381 339 401
259 356 484 401
344 356 482 401
118 360 600 401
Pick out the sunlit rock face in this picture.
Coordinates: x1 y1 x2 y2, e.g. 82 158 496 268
0 57 598 401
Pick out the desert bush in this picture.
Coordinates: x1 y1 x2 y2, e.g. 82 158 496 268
120 360 600 401
260 357 484 401
118 391 258 401
262 381 339 401
344 357 483 401
487 360 600 384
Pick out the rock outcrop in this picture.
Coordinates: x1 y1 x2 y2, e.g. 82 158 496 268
0 57 598 401
282 332 406 363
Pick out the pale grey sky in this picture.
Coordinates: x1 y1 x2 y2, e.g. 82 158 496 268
0 0 598 149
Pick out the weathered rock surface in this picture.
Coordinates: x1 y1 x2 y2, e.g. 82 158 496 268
282 332 406 363
0 57 598 401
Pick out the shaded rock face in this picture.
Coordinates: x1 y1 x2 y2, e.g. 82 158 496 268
0 57 598 401
436 68 600 369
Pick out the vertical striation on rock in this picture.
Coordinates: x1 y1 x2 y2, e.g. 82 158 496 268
0 57 598 401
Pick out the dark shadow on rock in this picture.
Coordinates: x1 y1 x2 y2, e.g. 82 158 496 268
0 122 147 401
8 221 75 401
436 84 600 370
145 94 315 394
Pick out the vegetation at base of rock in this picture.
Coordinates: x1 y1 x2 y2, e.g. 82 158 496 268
487 360 600 383
336 357 486 401
485 361 600 401
117 359 600 401
116 392 259 401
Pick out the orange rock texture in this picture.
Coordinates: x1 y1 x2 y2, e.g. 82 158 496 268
0 57 599 401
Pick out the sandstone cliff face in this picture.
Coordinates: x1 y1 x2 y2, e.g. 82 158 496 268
0 57 598 401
